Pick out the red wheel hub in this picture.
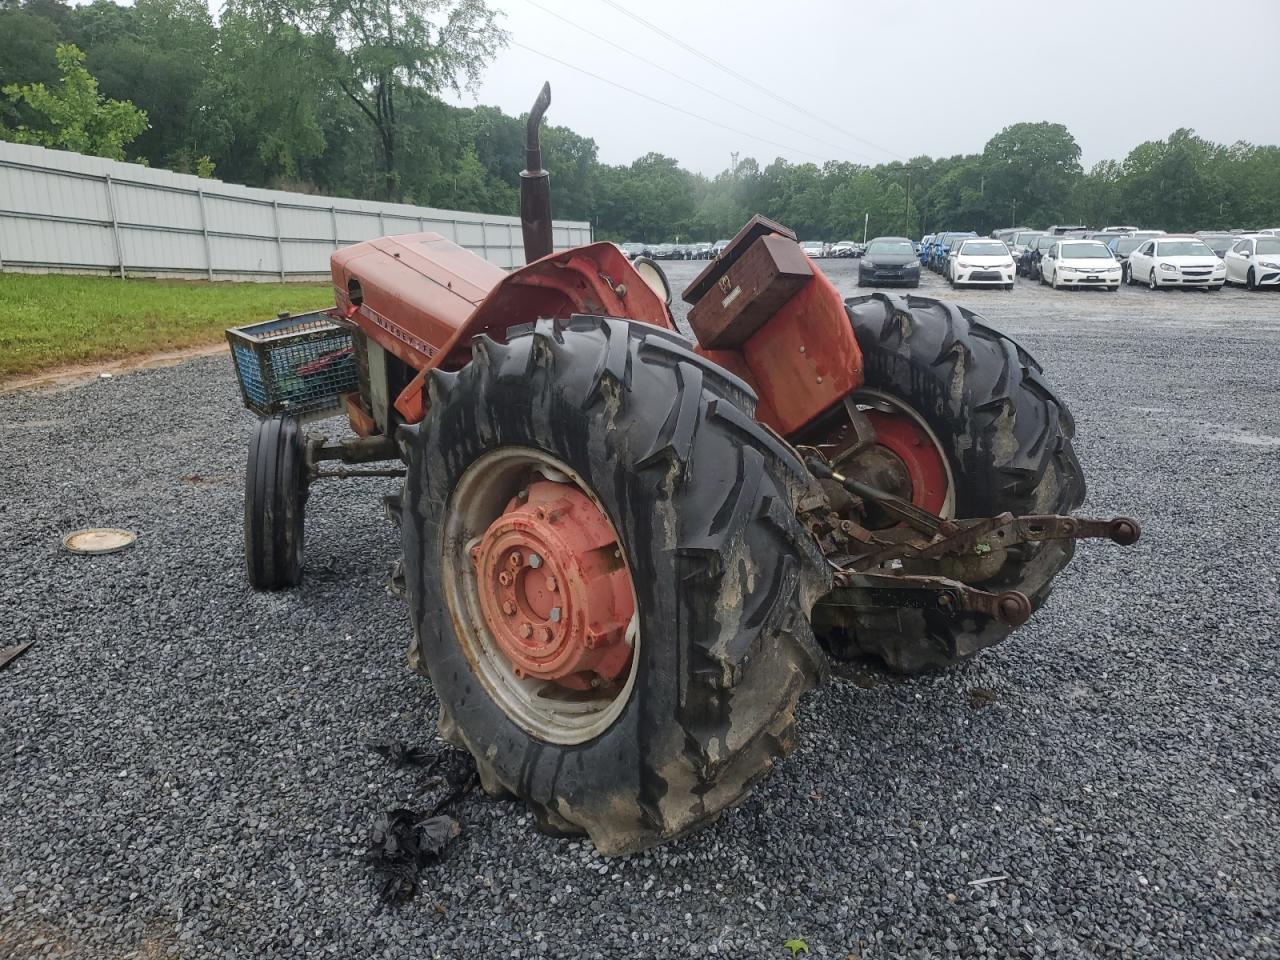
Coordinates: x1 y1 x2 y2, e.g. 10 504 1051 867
863 410 950 515
471 480 634 690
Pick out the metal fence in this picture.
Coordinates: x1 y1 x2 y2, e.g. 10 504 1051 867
0 142 592 280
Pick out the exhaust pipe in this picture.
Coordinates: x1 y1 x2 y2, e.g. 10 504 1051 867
519 82 553 264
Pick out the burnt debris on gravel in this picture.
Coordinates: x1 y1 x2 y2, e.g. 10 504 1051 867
1 259 1278 959
364 744 477 907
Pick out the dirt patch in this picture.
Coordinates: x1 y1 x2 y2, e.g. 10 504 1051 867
0 341 225 394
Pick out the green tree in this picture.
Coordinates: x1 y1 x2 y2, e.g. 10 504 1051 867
237 0 507 201
982 121 1083 226
2 42 146 159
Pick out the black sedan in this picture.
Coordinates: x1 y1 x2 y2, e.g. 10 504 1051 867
857 237 921 287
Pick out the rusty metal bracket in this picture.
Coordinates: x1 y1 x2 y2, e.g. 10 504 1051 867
830 571 1033 627
802 454 955 538
851 511 1141 572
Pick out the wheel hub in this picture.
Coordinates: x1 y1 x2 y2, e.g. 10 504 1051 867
472 480 634 690
859 409 950 516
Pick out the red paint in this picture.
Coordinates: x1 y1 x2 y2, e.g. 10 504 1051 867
694 264 864 436
472 481 634 689
864 410 949 514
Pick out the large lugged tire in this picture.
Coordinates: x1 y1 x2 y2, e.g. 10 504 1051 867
400 316 831 854
245 413 307 590
818 293 1085 673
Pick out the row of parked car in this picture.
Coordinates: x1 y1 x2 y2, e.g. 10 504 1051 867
619 242 717 260
619 239 869 262
908 225 1280 292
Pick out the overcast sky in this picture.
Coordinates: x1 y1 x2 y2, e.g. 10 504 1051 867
445 0 1280 175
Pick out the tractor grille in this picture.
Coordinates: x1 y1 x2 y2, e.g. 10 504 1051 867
227 311 359 420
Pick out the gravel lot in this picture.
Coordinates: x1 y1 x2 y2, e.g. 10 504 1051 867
2 260 1278 960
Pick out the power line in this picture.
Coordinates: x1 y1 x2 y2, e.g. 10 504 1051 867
594 0 911 162
508 40 833 164
518 0 877 164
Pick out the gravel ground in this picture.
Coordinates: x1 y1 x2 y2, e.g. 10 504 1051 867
2 260 1278 960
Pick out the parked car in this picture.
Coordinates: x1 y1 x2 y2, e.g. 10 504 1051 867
831 241 859 258
1040 239 1122 291
1129 230 1166 239
949 238 1017 289
1106 235 1145 284
857 236 921 287
619 242 646 259
1024 234 1062 281
992 227 1029 245
1223 234 1280 290
918 234 935 264
649 243 675 260
711 239 731 257
1196 234 1237 258
800 241 826 259
1009 230 1046 272
931 231 976 272
1045 224 1090 235
1099 225 1138 234
1125 236 1226 290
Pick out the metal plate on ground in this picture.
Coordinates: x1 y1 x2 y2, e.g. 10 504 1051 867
62 528 137 555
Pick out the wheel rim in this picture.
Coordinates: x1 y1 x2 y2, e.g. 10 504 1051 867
848 389 956 519
1149 271 1157 290
441 447 640 745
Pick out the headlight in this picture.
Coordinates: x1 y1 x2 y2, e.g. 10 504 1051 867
862 261 875 269
957 261 972 268
1261 261 1280 269
1002 261 1014 269
1159 263 1178 272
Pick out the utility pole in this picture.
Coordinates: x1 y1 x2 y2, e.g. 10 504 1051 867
1011 197 1017 226
863 212 869 244
904 168 912 237
730 151 739 177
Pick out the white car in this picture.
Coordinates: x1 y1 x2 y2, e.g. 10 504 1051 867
1126 236 1226 290
800 241 826 259
1223 234 1280 290
1040 239 1122 291
950 238 1016 288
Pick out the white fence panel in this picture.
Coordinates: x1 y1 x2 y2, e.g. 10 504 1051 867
0 141 592 279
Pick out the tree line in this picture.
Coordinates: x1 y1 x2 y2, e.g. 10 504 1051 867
3 0 1277 241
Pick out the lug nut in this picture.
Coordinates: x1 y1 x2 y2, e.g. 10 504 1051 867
519 622 532 639
498 571 512 586
508 552 522 568
536 626 553 643
528 553 543 569
550 606 562 623
502 600 515 616
546 575 558 592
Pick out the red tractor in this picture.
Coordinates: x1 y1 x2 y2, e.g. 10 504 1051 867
228 85 1138 854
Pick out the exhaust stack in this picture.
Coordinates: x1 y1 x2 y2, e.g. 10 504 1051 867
519 82 554 264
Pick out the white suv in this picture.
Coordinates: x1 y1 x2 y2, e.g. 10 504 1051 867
1126 237 1226 290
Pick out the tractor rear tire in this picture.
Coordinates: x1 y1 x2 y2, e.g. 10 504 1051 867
245 413 307 590
818 293 1086 673
399 316 831 854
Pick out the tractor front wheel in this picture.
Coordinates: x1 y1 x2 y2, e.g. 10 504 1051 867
400 317 831 854
817 293 1086 673
244 413 307 590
